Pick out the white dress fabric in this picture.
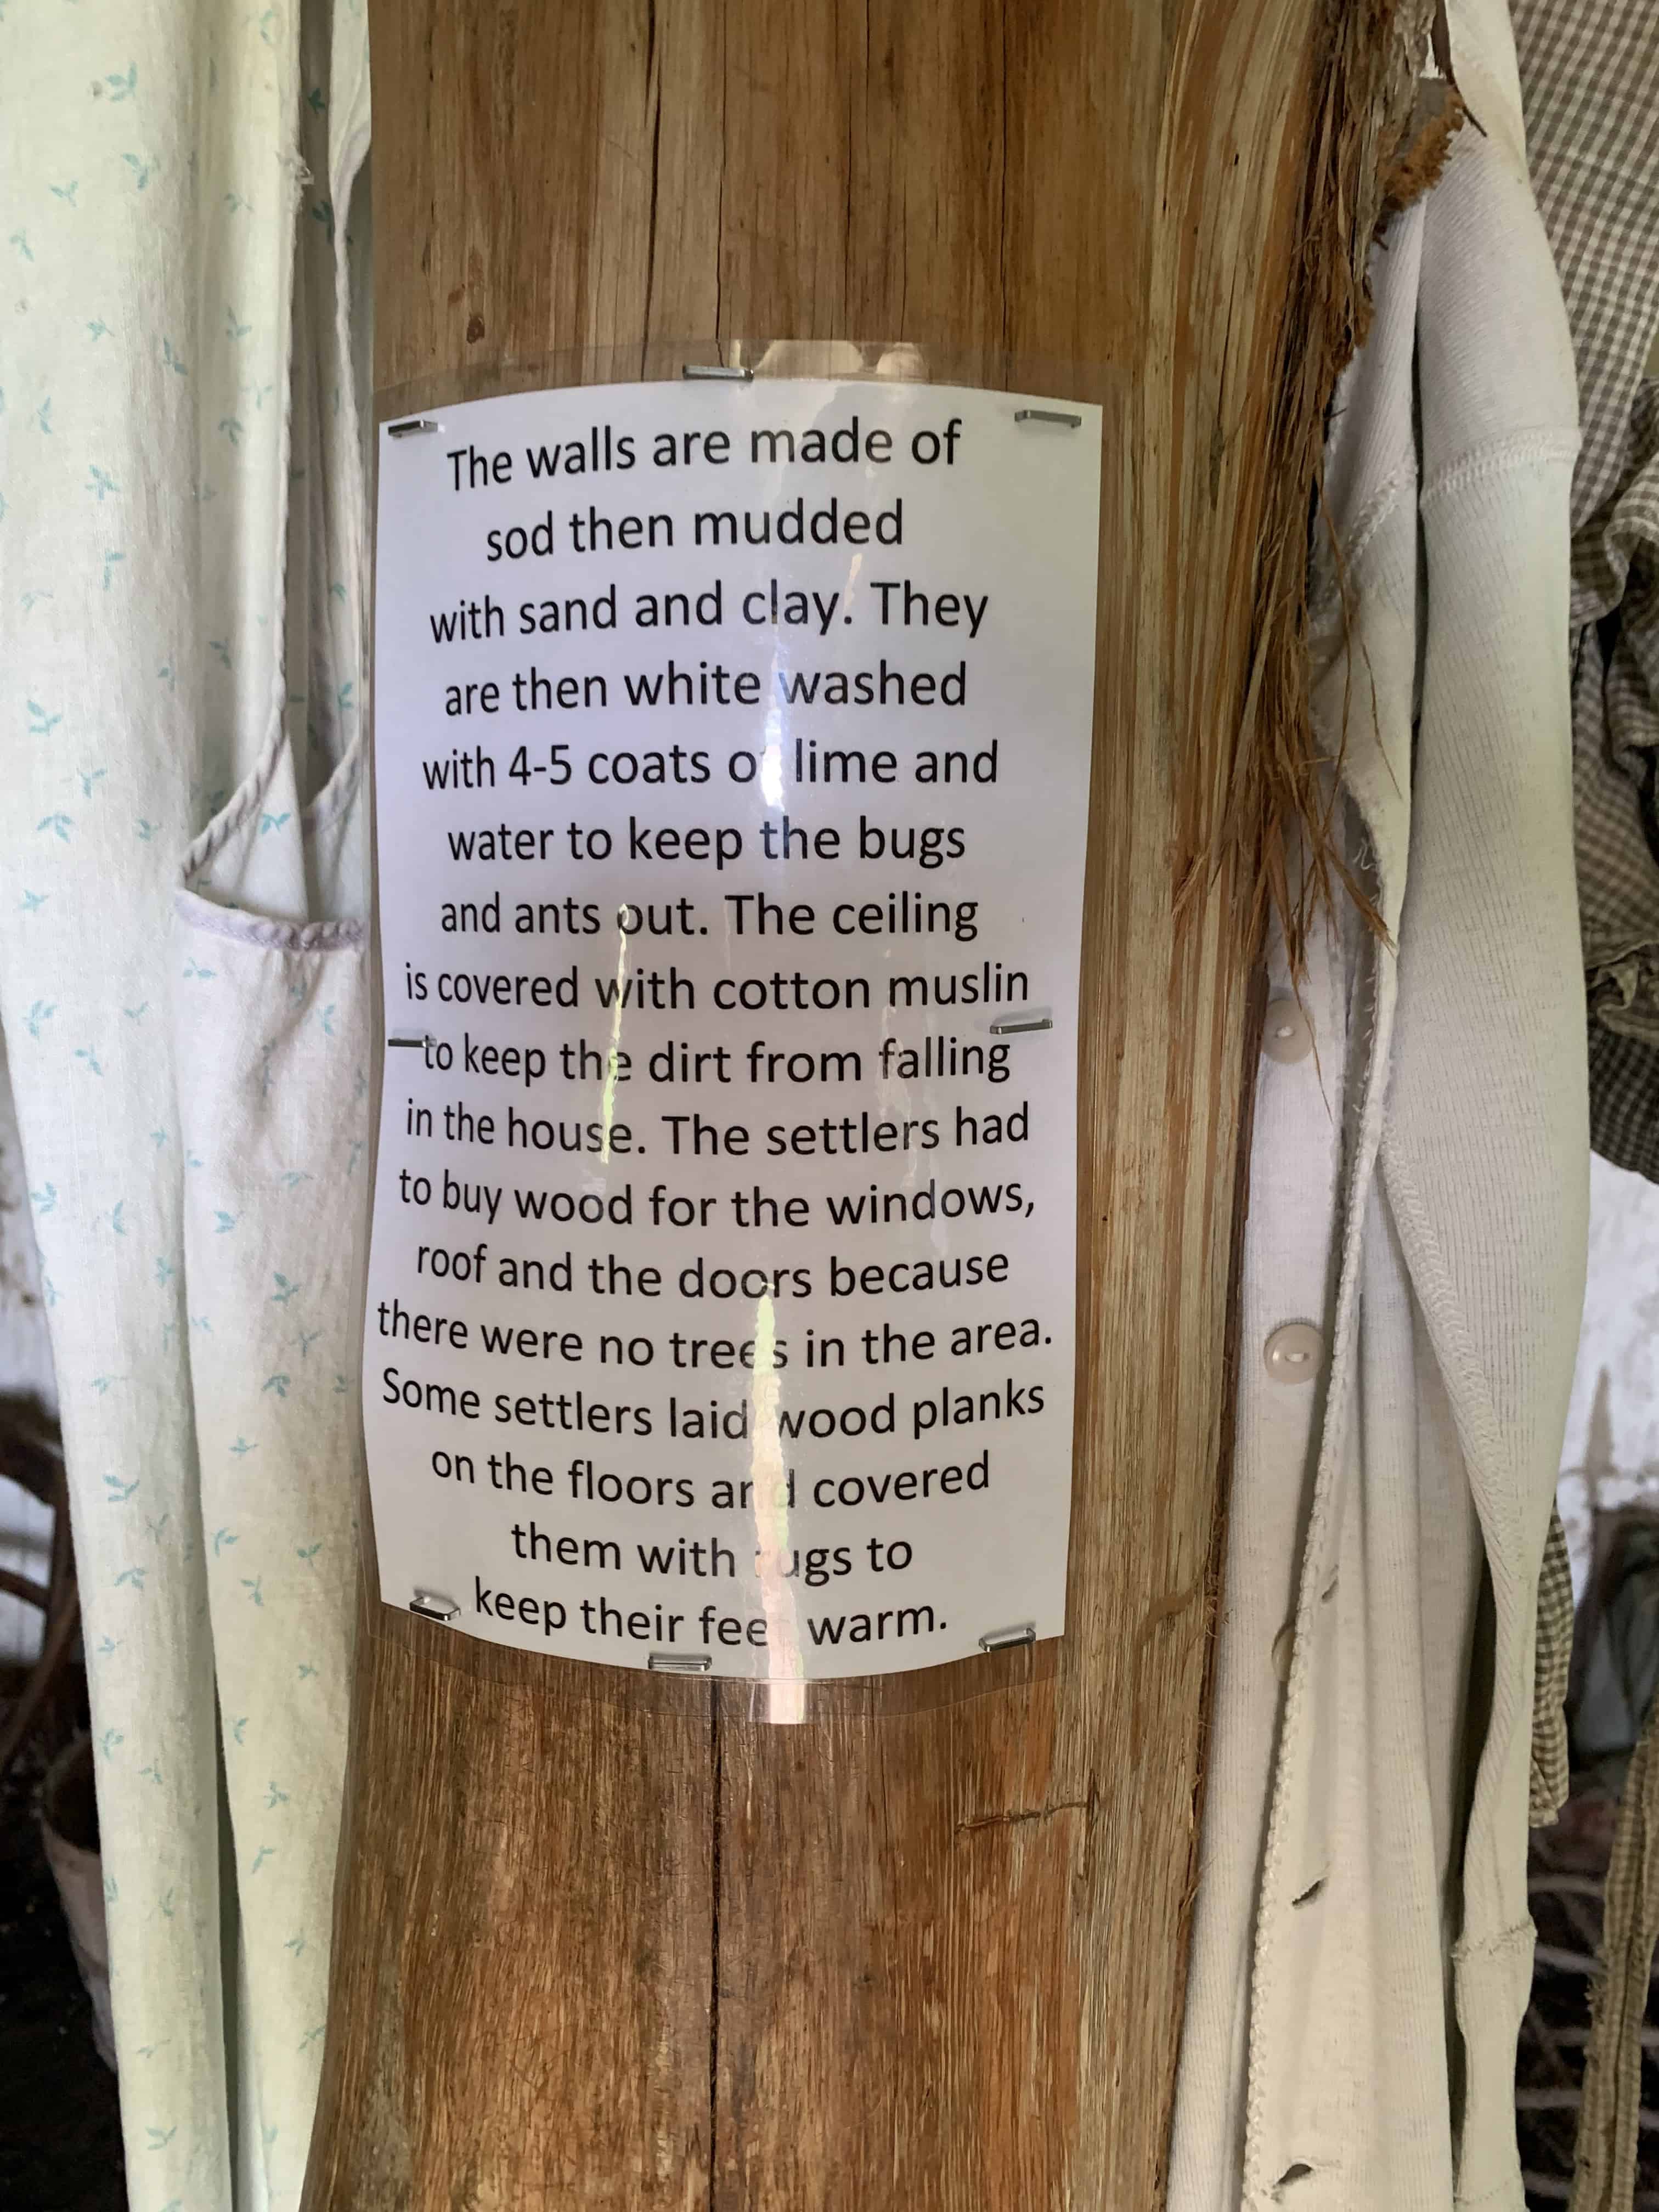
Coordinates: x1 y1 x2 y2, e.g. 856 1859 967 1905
1170 2 1589 2204
0 4 370 2205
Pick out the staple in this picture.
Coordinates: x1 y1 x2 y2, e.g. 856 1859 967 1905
979 1622 1037 1653
1013 408 1082 428
387 417 442 437
386 1035 427 1049
682 363 753 382
409 1589 460 1622
648 1651 714 1673
988 1013 1054 1036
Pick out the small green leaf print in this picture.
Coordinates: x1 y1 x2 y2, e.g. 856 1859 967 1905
262 1372 290 1397
136 820 156 840
230 1717 247 1745
258 809 291 833
225 306 251 341
108 1199 126 1233
298 2023 324 2052
138 1761 162 1786
101 550 124 589
217 416 244 446
296 1541 322 1567
297 1326 322 1357
214 1210 238 1233
182 958 215 980
9 231 33 263
19 891 48 914
27 701 63 736
87 464 118 500
284 1932 306 1956
297 1662 318 1679
330 579 347 602
266 1781 289 1808
37 812 72 840
271 1273 301 1304
25 1000 54 1037
208 638 230 668
307 85 327 112
213 1528 237 1554
113 1565 145 1590
76 766 106 796
29 1184 56 1214
161 337 187 375
228 1435 255 1457
103 1474 138 1503
99 1728 123 1757
49 181 79 206
105 64 137 102
73 1047 103 1075
121 154 157 190
224 191 252 214
35 398 52 433
95 1636 117 1658
145 2126 177 2152
87 320 110 342
242 1576 264 1606
251 1844 274 1874
20 590 53 614
310 199 335 244
124 1002 147 1021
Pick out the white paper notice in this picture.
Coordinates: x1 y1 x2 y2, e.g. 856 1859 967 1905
364 379 1101 1681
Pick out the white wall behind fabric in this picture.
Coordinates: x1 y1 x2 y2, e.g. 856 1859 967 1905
0 5 371 2207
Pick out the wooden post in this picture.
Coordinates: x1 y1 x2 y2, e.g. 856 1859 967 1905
305 5 1418 2205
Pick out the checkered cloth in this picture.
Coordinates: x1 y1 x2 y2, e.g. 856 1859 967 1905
1531 1503 1575 1827
1514 0 1659 1182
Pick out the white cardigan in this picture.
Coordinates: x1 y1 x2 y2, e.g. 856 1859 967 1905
1170 3 1588 2205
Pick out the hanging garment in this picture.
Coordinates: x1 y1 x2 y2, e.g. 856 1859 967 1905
0 4 370 2207
1170 0 1589 2204
1513 0 1659 1182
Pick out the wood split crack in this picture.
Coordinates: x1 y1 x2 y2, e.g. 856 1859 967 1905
956 1794 1094 1837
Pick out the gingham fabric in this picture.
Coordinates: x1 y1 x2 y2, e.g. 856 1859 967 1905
1572 1694 1659 2212
1514 0 1659 1182
1531 1503 1575 1828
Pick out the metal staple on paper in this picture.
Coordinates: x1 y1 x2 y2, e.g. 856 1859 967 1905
409 1589 460 1623
648 1651 714 1674
1013 408 1082 429
387 417 442 438
682 363 754 382
979 1623 1038 1653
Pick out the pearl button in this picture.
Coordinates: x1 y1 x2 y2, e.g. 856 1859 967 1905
1271 1623 1295 1682
1263 1322 1324 1383
1262 997 1314 1064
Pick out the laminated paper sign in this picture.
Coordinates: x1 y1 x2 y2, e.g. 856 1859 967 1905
363 377 1102 1681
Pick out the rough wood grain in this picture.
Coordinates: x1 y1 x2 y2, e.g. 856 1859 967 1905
304 4 1417 2207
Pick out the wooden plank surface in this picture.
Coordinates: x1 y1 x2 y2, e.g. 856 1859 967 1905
304 3 1402 2205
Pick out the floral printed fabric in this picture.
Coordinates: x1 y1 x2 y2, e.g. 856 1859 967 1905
0 3 370 2206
